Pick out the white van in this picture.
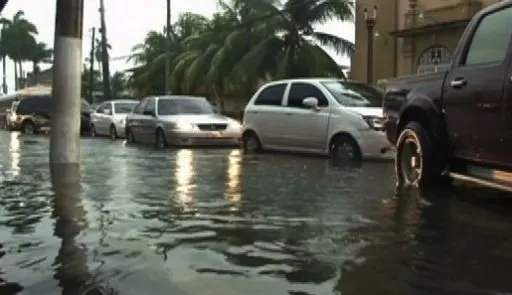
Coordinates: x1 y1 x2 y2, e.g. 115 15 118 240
241 78 393 163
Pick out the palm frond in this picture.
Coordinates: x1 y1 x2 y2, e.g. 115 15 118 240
311 31 354 56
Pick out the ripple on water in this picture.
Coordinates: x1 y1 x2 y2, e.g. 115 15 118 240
5 133 512 294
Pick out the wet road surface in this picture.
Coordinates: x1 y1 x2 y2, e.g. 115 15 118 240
1 130 512 294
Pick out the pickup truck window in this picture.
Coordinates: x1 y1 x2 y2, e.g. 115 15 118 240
464 6 512 66
321 81 382 108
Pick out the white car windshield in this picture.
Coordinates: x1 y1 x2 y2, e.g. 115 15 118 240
157 98 215 115
321 81 383 107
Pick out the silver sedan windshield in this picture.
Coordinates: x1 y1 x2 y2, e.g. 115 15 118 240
157 98 214 115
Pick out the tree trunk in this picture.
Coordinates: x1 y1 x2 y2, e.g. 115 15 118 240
32 62 39 86
211 85 223 112
18 61 24 89
13 60 18 91
2 56 7 94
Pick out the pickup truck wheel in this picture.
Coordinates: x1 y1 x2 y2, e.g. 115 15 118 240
396 122 439 187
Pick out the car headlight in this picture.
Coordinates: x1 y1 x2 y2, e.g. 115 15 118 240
362 116 384 131
172 121 196 131
117 118 125 125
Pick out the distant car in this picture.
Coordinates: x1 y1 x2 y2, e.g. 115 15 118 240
90 99 139 140
125 95 242 148
242 78 393 163
80 100 93 134
7 96 93 134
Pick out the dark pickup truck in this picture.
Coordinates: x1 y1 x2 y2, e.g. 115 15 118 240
383 1 512 192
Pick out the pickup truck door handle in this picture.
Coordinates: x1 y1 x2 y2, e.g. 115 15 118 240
450 78 467 89
285 112 292 115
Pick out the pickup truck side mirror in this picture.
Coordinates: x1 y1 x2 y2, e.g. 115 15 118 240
302 97 319 110
103 109 111 115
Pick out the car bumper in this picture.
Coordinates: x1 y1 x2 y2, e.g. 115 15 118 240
357 129 395 160
165 130 242 147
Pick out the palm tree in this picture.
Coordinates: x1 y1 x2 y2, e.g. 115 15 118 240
94 38 111 77
232 0 354 81
0 26 8 94
110 71 127 98
0 10 38 90
127 13 208 96
26 40 52 85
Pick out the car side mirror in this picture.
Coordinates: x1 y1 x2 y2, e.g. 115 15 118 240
303 97 319 110
103 109 111 115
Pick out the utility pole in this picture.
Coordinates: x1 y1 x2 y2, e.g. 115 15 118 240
99 0 111 100
88 27 95 103
164 0 171 94
50 0 83 168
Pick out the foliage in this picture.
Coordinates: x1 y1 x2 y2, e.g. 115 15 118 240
128 0 354 109
0 10 53 92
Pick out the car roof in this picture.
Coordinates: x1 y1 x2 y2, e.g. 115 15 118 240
262 77 345 86
109 99 139 103
153 95 205 100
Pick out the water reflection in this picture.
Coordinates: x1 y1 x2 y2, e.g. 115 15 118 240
51 165 89 294
8 132 20 177
225 149 242 211
51 165 117 295
337 186 512 295
173 149 195 211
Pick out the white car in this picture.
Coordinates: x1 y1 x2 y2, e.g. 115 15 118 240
91 99 139 140
241 78 393 163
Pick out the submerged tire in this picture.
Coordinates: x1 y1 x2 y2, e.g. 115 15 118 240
395 121 448 187
329 135 362 166
242 131 262 153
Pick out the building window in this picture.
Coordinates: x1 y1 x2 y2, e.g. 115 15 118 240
417 45 452 74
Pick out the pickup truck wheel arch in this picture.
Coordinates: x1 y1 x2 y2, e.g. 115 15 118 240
397 106 434 142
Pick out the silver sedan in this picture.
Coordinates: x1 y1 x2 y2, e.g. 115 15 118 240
125 95 242 148
91 99 139 140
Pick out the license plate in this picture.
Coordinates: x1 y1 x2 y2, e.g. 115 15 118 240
210 131 222 137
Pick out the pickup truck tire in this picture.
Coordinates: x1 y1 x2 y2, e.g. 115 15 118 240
396 122 444 187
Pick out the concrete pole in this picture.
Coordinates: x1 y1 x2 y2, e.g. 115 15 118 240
99 0 111 100
89 27 96 103
165 0 171 94
49 0 83 168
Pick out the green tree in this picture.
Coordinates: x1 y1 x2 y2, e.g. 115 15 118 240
0 10 38 90
232 0 353 81
127 0 354 109
110 71 127 98
26 39 52 84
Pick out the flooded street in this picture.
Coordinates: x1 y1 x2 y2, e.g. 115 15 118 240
2 130 512 295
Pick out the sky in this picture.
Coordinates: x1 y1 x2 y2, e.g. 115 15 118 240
1 0 354 93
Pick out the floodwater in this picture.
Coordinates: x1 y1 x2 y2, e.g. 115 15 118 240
1 131 512 295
